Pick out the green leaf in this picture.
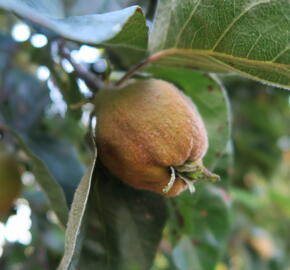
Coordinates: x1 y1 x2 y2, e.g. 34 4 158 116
107 46 147 69
25 134 85 206
214 141 234 188
147 66 231 170
78 163 168 270
0 1 148 49
11 131 69 228
57 156 97 270
170 184 232 270
149 0 290 90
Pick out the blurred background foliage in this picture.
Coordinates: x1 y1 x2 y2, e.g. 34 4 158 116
0 1 289 269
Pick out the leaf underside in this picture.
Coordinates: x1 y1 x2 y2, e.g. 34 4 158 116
0 0 148 49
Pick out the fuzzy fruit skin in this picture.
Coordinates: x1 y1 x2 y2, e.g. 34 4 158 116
0 153 22 220
95 79 208 197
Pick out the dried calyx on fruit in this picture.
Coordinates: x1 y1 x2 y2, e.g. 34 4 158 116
0 148 22 220
94 79 219 197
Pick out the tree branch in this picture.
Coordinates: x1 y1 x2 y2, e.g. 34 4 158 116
57 40 103 92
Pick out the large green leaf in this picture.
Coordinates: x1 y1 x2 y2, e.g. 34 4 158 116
11 131 69 228
0 0 148 49
170 184 232 270
147 66 231 170
77 162 168 270
149 0 290 90
26 134 85 206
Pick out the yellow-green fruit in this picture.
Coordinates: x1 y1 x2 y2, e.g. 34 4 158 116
0 153 22 220
94 79 208 197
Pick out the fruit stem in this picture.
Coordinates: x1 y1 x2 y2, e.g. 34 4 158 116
162 161 220 194
115 50 175 87
57 39 104 91
175 161 220 182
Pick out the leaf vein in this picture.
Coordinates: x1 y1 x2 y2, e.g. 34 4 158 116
246 34 262 58
272 45 290 62
174 0 201 47
212 0 270 50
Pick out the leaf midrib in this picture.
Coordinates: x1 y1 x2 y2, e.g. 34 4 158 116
153 48 290 69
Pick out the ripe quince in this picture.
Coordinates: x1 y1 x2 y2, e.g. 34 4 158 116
94 79 219 196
